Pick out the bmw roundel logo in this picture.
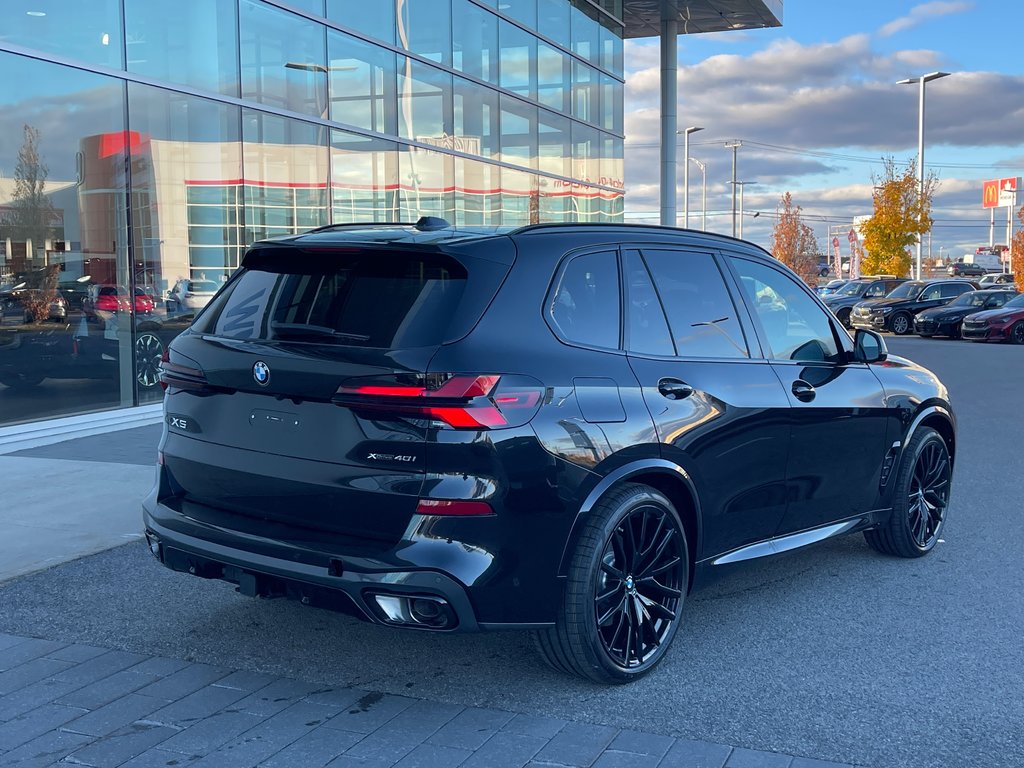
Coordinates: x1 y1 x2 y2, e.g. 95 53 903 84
252 361 271 386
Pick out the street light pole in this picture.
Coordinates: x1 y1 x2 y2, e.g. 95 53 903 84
724 141 742 237
690 157 707 231
898 71 950 280
678 126 703 228
733 181 757 239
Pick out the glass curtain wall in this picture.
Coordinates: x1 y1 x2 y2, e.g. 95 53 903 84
0 0 625 428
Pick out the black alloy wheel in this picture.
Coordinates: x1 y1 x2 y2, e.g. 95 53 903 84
534 483 688 683
890 312 912 335
135 332 164 389
0 372 45 390
865 426 951 557
1012 321 1024 345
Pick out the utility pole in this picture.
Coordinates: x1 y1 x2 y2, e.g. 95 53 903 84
690 157 707 232
724 141 741 237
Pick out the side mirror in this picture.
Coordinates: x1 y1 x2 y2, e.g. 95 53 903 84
854 329 887 364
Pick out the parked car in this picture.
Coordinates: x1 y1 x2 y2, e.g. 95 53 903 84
851 279 979 335
0 286 68 323
816 279 848 297
145 219 958 683
83 285 131 316
167 279 219 313
821 276 907 328
947 261 987 277
914 289 1018 338
977 273 1016 287
961 292 1024 344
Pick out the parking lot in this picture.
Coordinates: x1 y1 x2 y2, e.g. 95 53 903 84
0 336 1021 768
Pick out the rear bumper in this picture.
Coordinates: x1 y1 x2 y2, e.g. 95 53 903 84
143 495 485 631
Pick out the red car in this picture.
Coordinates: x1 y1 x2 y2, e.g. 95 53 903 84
961 293 1024 343
85 285 155 315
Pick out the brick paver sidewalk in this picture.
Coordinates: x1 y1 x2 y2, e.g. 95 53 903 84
0 632 853 768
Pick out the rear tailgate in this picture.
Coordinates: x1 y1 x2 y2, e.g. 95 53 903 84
159 241 510 548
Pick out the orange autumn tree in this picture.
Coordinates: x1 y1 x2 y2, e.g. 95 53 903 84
770 192 820 286
860 157 938 277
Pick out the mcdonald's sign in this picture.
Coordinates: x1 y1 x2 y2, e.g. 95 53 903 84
982 179 1000 208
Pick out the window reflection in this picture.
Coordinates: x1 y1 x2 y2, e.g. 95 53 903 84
0 0 123 69
537 43 569 113
327 0 396 44
397 0 452 66
240 0 327 117
331 132 400 222
455 158 501 226
399 146 455 222
500 96 537 169
243 111 329 244
0 54 130 423
454 77 499 159
453 0 499 84
499 20 536 99
398 59 452 143
125 0 239 96
328 30 397 135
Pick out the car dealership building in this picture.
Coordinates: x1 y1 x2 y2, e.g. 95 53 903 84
0 0 781 440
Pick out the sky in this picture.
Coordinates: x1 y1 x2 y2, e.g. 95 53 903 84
622 0 1024 261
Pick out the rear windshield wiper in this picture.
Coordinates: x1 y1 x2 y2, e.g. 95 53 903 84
270 322 370 341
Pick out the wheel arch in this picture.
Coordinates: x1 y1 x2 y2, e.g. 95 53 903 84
899 404 956 472
558 460 701 593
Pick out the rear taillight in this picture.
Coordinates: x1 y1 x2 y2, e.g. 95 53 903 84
158 349 210 392
95 295 119 311
415 499 494 516
333 373 544 429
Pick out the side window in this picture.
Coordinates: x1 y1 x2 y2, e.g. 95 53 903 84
939 283 966 299
864 282 885 297
730 257 840 363
548 250 620 349
920 284 944 300
623 250 673 356
641 249 748 358
990 293 1008 307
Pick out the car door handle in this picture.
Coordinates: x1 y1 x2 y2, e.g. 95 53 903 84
657 378 694 400
791 379 816 402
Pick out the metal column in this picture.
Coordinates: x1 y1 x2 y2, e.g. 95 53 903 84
659 18 677 227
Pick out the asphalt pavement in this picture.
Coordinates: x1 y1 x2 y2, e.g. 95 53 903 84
0 337 1021 768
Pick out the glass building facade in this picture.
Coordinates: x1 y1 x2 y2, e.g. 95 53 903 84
0 0 624 427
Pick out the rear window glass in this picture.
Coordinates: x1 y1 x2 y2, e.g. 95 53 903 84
195 249 470 348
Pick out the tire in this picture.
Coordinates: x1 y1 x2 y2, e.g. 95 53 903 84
865 427 951 558
0 372 45 389
837 308 852 329
890 312 912 335
135 331 164 389
533 483 689 684
1011 321 1024 345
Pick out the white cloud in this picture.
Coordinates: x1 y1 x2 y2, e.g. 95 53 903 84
878 2 974 38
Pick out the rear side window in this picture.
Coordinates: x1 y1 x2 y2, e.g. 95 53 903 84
624 250 673 356
939 283 969 298
196 249 473 348
548 251 620 349
641 249 748 359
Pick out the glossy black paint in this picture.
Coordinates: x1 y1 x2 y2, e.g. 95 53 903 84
143 223 957 632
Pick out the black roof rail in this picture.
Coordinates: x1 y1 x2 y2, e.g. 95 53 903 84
294 217 452 235
507 221 748 243
301 221 419 235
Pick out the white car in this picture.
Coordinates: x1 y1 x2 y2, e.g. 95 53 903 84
168 279 219 313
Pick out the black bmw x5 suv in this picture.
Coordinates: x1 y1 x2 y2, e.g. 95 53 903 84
145 221 957 683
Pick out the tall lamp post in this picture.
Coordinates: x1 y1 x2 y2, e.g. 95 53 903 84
724 141 742 237
690 157 707 231
897 71 950 279
731 181 758 239
678 126 703 228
